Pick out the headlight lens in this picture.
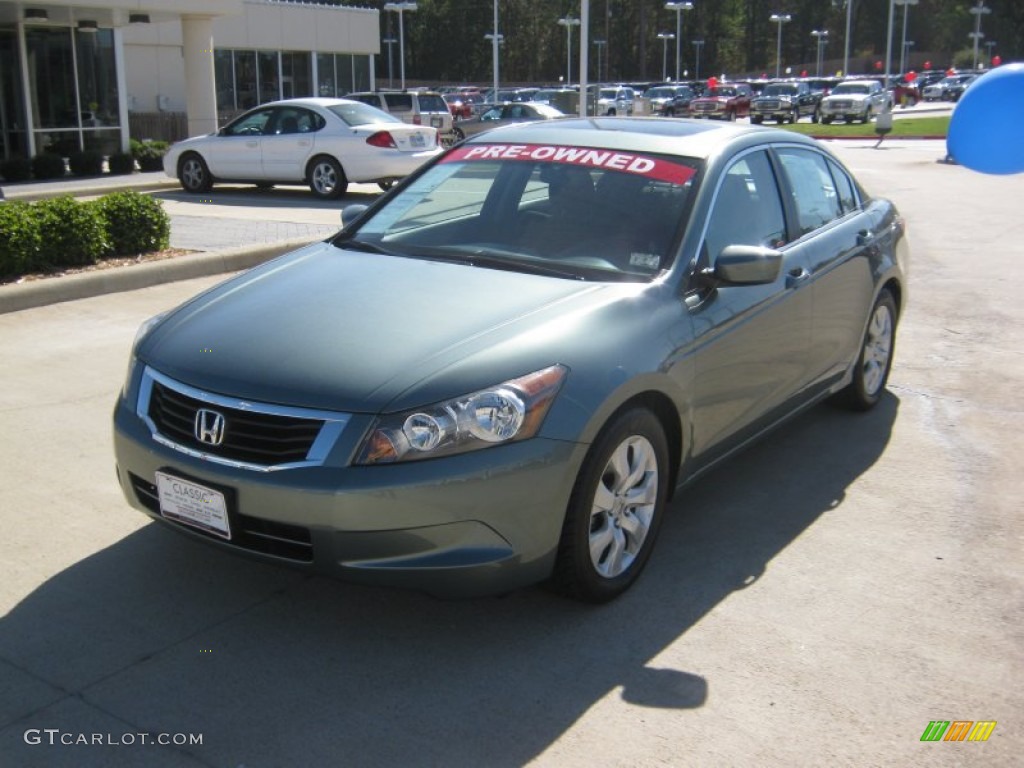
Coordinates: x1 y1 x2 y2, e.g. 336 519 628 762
122 312 166 397
356 364 567 464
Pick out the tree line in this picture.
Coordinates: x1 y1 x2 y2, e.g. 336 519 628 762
351 0 1022 84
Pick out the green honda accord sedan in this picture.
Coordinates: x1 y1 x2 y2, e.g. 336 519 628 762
113 118 908 602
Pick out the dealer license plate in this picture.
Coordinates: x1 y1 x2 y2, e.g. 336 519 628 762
155 472 231 540
410 132 426 148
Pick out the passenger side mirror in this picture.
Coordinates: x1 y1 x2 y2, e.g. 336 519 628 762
340 204 370 229
713 245 783 285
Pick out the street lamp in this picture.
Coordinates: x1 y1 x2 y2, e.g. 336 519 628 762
692 39 704 81
665 2 693 83
811 29 828 77
894 0 918 75
593 38 606 82
769 13 791 79
382 37 397 89
557 16 581 86
969 1 991 70
657 32 676 82
383 2 417 90
490 0 500 103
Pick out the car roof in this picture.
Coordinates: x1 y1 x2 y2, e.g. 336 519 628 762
459 116 818 163
255 97 360 109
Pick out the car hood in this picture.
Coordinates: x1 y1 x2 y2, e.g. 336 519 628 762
825 93 869 102
138 241 633 414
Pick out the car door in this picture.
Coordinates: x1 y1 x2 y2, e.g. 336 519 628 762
774 146 878 390
208 107 273 179
686 149 814 462
260 106 319 182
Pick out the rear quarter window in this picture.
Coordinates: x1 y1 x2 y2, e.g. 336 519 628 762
417 95 448 112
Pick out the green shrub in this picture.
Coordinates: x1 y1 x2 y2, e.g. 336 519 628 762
31 153 66 180
1 157 32 183
130 139 170 172
0 202 43 276
96 191 170 256
69 150 104 177
32 196 108 268
108 152 136 175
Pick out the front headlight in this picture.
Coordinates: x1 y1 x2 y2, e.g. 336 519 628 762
121 312 167 397
355 364 567 465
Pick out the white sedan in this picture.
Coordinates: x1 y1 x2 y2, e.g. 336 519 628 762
163 98 443 199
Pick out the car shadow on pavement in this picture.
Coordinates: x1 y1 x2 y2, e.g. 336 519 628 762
0 395 898 767
153 186 383 212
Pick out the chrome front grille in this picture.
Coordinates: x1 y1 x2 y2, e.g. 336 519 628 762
138 367 349 471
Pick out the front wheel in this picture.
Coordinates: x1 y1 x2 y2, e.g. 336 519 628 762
308 156 347 199
178 153 212 193
837 290 897 411
726 110 736 122
751 115 763 124
790 108 800 124
549 408 670 602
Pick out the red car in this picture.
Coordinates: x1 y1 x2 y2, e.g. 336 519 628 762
687 83 753 121
442 93 473 120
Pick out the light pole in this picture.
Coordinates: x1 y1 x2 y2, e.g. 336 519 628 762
692 38 704 81
770 13 791 79
883 0 895 89
811 30 828 77
665 2 693 83
657 32 676 82
969 1 991 70
490 0 499 102
593 38 606 82
843 0 852 77
557 16 581 87
383 2 417 90
894 0 918 75
382 37 397 89
903 40 914 71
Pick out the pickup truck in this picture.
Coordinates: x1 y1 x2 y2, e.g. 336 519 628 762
749 81 820 124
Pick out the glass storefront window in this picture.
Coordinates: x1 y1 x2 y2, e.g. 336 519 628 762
75 28 118 127
1 30 28 159
215 50 236 112
234 51 257 110
25 27 76 130
336 55 353 96
353 55 370 93
258 51 278 104
281 51 311 99
316 53 336 97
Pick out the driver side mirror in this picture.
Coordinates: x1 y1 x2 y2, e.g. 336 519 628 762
713 245 783 285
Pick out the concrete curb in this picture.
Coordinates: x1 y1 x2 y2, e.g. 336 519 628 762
1 175 179 203
0 237 319 315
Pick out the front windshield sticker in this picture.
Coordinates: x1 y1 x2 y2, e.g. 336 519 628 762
442 144 696 185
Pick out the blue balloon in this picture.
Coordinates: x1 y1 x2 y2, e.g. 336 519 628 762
947 63 1024 175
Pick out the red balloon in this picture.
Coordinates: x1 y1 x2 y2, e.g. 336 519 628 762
993 55 1002 67
906 71 917 82
707 76 718 89
947 67 956 76
874 60 883 70
924 60 932 69
761 72 767 79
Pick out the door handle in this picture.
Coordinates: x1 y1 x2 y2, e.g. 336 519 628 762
787 267 810 287
857 229 874 245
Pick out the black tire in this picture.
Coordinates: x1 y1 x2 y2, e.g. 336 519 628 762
377 181 395 192
665 107 676 117
837 290 897 411
811 109 820 124
549 408 670 603
607 109 617 116
790 108 799 124
821 116 832 125
307 155 347 199
751 115 763 124
726 110 736 122
178 153 212 193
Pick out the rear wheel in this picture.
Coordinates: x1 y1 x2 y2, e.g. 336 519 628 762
308 156 347 199
178 153 212 193
549 408 669 603
790 108 800 124
838 290 897 411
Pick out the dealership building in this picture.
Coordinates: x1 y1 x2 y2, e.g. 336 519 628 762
0 0 379 161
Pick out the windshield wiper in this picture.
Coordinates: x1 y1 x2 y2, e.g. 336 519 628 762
334 237 397 256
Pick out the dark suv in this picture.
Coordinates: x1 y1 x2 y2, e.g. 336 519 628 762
750 81 820 124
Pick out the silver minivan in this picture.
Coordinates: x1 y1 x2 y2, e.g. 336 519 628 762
348 91 457 146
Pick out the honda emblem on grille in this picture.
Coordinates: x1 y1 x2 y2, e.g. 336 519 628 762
194 409 226 446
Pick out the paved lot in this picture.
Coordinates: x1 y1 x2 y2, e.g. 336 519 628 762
0 140 1020 767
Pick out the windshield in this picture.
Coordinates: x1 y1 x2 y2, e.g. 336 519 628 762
328 102 403 127
335 143 701 282
832 83 871 95
706 87 737 97
762 84 798 96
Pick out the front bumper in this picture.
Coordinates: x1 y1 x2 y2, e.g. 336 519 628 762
113 393 587 598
